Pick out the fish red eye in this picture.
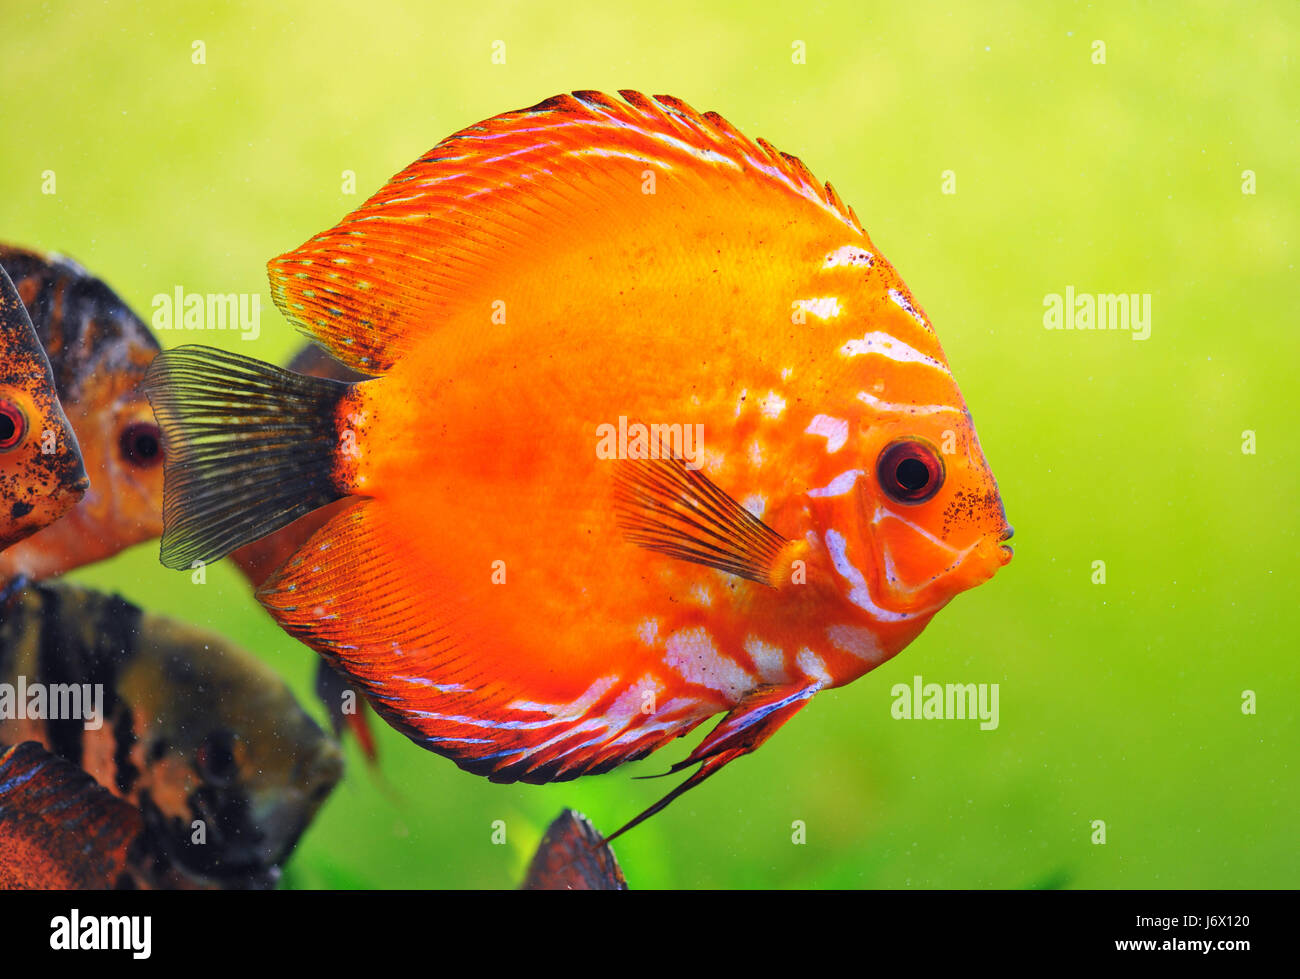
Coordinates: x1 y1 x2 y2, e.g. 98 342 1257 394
120 421 162 468
877 438 944 505
0 400 27 451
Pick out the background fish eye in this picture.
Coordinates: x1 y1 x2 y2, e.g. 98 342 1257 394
195 729 242 787
0 398 28 451
119 420 163 468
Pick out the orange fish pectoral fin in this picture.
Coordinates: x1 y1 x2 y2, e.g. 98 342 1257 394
604 679 823 844
613 453 804 586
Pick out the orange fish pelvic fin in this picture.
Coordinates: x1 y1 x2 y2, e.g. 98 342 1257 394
603 679 823 844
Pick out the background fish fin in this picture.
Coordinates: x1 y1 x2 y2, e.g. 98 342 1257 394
287 341 373 381
259 499 708 784
267 90 863 374
604 680 821 843
0 741 143 889
143 345 351 570
0 572 28 608
314 660 380 765
0 263 62 381
0 242 162 394
613 452 795 585
520 809 628 890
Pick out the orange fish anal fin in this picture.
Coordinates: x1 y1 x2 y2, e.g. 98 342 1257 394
603 679 823 844
613 453 806 587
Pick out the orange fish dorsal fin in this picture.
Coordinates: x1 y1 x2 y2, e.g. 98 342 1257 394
268 90 864 373
0 741 143 889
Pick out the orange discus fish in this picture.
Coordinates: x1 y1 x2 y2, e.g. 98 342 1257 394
145 90 1013 838
0 264 88 552
0 245 163 581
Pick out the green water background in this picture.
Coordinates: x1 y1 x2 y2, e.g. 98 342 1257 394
2 0 1295 888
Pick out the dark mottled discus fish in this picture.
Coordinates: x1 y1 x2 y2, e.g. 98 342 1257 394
0 245 162 580
0 265 87 551
521 809 627 890
230 344 379 764
0 740 146 889
0 580 343 889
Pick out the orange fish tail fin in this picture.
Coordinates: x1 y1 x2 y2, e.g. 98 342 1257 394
142 345 352 571
603 680 822 844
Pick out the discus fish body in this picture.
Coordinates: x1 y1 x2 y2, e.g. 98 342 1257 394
0 740 145 890
0 246 162 580
0 581 343 888
0 265 87 551
145 91 1012 837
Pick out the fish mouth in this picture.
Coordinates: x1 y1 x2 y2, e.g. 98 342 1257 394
135 786 284 889
997 524 1015 562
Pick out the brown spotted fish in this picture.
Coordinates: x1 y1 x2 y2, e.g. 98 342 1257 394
0 264 87 552
0 245 161 580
